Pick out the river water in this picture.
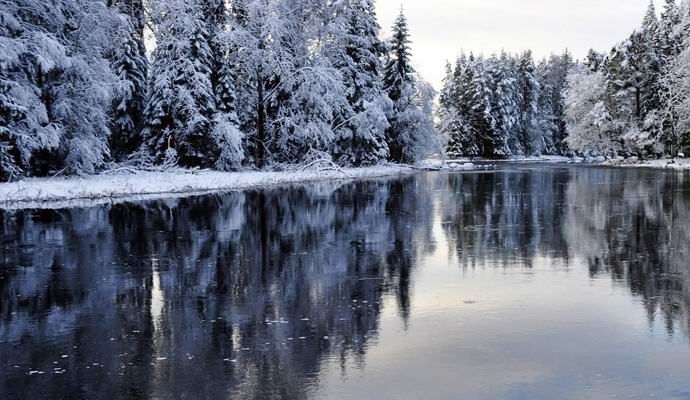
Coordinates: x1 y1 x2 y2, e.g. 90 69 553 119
1 164 690 400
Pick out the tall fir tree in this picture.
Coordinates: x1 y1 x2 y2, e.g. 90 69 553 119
331 0 391 166
109 1 148 161
142 0 220 168
442 57 480 157
487 53 518 156
383 9 418 163
0 80 25 181
466 56 497 156
516 51 543 154
543 51 572 154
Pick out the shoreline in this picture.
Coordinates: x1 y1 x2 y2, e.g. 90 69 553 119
0 166 417 210
2 157 688 210
436 156 690 170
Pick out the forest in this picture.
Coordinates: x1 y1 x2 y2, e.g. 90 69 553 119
4 0 690 183
439 0 690 159
0 0 437 180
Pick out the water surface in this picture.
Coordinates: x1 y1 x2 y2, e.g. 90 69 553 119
2 165 690 399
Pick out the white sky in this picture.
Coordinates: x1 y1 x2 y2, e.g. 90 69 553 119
376 0 658 89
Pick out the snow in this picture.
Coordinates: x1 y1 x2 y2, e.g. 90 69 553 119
600 157 690 170
0 166 416 210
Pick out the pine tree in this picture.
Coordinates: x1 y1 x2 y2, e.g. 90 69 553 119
383 9 418 163
662 4 690 155
604 3 664 156
109 13 148 161
439 60 472 157
465 56 497 156
516 51 544 154
585 49 606 72
659 0 685 154
535 60 557 154
660 0 683 61
640 2 663 121
142 0 220 168
487 53 518 156
331 0 391 166
542 51 573 154
0 80 26 181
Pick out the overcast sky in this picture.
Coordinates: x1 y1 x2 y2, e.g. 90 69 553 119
376 0 658 89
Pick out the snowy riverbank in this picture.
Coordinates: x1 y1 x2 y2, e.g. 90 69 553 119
596 157 690 170
0 165 416 210
431 155 690 171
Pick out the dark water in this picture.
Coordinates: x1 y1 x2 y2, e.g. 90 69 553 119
2 165 690 400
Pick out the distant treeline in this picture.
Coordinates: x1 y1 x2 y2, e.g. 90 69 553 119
439 0 690 159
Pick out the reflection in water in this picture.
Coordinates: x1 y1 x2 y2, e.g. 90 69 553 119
1 166 690 399
563 168 690 340
1 177 434 399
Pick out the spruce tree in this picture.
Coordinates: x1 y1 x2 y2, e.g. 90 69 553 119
142 0 219 168
517 51 543 154
109 16 148 161
543 51 572 154
441 56 480 157
487 53 518 156
660 0 683 61
465 56 496 156
383 9 417 163
0 80 25 181
439 60 468 157
331 0 390 166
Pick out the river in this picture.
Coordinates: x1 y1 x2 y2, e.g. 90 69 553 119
1 164 690 399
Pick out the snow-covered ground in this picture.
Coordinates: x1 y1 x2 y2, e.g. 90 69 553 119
430 155 690 170
598 157 690 170
0 166 416 210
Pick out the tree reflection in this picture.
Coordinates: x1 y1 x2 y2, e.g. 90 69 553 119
0 177 433 399
563 168 690 340
439 167 690 341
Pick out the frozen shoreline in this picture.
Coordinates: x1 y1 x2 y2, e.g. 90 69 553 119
0 166 417 210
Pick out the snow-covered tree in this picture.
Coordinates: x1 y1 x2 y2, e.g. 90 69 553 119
540 51 573 154
412 74 441 160
486 54 518 156
329 0 391 166
662 8 690 155
585 49 606 72
603 3 664 156
383 9 416 162
0 80 26 181
660 0 683 61
565 67 619 157
109 10 147 161
516 51 544 154
142 0 220 168
1 0 120 176
382 9 437 163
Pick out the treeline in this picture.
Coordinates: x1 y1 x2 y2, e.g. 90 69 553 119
438 51 572 157
566 0 690 158
440 0 690 159
0 0 438 181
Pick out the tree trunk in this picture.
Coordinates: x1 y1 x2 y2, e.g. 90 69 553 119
255 68 267 168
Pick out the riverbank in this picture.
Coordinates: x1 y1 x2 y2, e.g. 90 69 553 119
0 165 417 210
598 157 690 170
430 155 690 170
